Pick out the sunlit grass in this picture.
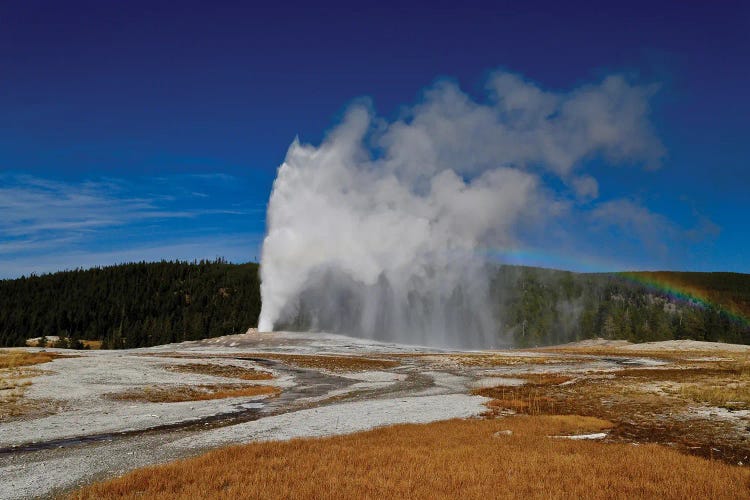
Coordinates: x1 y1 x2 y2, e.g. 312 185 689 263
0 350 71 369
81 340 103 349
71 416 749 499
519 373 573 385
680 384 750 409
474 357 750 464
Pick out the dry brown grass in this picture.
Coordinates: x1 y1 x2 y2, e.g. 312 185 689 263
81 340 103 349
473 361 750 465
25 338 102 349
680 384 750 409
142 352 400 371
520 373 573 385
611 361 750 410
475 386 557 416
475 374 573 415
166 363 274 381
724 356 750 376
109 384 279 403
0 391 55 421
72 416 750 500
0 350 71 420
440 353 576 367
248 353 400 371
0 350 71 369
0 375 32 420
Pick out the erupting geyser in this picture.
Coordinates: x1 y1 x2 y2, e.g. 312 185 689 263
258 71 663 348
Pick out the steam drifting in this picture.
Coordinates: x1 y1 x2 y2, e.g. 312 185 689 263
259 71 663 348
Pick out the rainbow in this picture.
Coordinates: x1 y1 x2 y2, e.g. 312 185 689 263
484 247 750 328
617 272 750 327
482 246 749 327
483 247 621 273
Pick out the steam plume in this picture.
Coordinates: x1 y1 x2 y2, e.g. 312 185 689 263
258 71 663 348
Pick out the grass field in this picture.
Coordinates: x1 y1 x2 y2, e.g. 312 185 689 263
472 355 750 464
71 415 750 499
0 350 71 369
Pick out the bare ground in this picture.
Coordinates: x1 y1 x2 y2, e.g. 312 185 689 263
1 332 748 499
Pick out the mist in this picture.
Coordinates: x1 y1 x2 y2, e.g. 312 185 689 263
258 71 663 348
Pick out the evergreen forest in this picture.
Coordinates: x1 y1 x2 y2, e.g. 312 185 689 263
1 261 748 348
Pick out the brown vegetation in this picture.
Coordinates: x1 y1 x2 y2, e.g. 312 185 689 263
0 350 71 420
538 345 750 362
473 361 750 465
166 363 273 381
109 384 279 403
439 353 576 367
0 350 71 369
680 384 750 410
611 360 750 410
249 353 400 371
144 352 400 371
25 338 102 349
476 374 572 415
72 416 750 500
0 374 32 420
519 373 573 385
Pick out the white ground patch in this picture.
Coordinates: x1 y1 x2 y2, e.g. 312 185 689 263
621 340 750 353
417 371 472 396
337 370 407 382
297 370 409 402
298 382 394 403
688 406 750 422
550 432 608 440
557 338 750 353
171 394 489 450
471 377 527 388
25 336 60 345
618 357 669 367
0 352 286 448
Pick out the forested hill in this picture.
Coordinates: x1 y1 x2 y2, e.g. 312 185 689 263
495 267 750 347
0 261 748 349
624 271 750 324
0 260 260 348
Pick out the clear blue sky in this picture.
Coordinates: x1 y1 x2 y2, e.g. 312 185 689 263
1 0 748 277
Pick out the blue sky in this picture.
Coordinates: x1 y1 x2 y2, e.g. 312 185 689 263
1 0 748 278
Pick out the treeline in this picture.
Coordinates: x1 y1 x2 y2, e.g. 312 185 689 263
0 260 260 349
495 267 750 347
1 261 748 349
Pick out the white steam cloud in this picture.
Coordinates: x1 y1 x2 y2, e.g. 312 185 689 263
258 71 663 348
